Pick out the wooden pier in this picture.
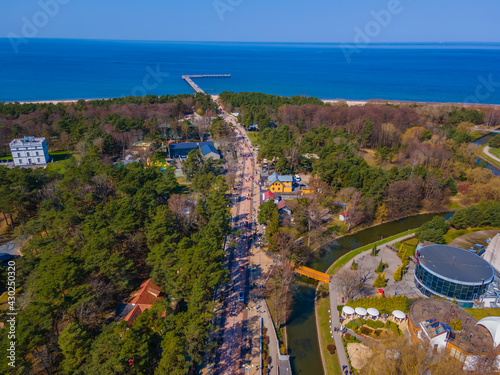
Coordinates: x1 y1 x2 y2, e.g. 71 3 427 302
182 74 231 94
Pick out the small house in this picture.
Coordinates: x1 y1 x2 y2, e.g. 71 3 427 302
266 173 293 193
169 142 198 159
339 212 351 222
199 142 220 160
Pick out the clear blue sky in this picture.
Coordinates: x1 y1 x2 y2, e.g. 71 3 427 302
1 0 499 43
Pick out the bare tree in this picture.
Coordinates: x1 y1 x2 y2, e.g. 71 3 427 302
334 267 370 301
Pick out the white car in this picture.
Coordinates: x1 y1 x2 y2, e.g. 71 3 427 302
295 174 301 181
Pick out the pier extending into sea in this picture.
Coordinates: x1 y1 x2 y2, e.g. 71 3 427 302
182 74 231 94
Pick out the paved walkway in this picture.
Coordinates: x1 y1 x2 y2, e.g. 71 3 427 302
328 280 350 374
484 146 500 164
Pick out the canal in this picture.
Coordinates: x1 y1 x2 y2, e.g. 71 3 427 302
473 133 500 176
287 212 453 375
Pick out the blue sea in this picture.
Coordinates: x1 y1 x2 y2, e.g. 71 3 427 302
1 39 500 103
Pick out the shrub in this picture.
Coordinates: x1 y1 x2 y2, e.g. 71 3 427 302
351 259 358 270
262 336 269 345
373 272 387 287
450 319 463 331
265 356 271 365
366 320 384 329
327 344 336 355
393 266 402 282
375 260 388 273
280 345 287 355
345 333 351 340
347 295 409 313
371 244 377 256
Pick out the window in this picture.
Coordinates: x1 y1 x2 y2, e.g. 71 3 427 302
17 153 20 157
28 159 31 164
36 151 38 156
27 152 30 156
37 158 40 162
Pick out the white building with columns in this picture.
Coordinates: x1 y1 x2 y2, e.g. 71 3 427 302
9 136 50 167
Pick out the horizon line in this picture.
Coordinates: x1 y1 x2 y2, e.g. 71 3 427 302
1 37 499 45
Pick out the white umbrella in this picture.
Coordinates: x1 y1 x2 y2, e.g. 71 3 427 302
392 310 406 320
367 308 380 317
342 306 355 315
355 307 367 316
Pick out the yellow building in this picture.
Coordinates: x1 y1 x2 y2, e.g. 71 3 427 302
266 173 293 193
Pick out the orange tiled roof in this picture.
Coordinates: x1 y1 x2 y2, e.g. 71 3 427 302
129 279 163 306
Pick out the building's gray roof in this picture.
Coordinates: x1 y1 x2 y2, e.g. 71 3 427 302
169 143 198 150
267 172 293 184
198 142 218 156
10 136 46 147
418 244 494 283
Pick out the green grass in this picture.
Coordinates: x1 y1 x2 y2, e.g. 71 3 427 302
463 308 500 321
49 150 74 162
442 227 499 244
246 132 260 147
448 200 462 210
479 146 500 169
46 159 72 174
317 296 342 375
327 229 418 275
490 147 500 159
0 155 12 161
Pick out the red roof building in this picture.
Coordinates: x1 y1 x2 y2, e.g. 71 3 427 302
123 279 164 324
263 191 273 201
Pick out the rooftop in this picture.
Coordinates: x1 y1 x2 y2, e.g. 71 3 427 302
410 299 495 355
169 142 198 150
199 142 218 156
418 244 494 283
10 136 46 146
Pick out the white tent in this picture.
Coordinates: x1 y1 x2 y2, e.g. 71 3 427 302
342 306 355 316
392 310 406 320
477 317 500 347
355 307 367 316
367 308 380 317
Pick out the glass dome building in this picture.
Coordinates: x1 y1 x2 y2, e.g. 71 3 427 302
414 244 495 308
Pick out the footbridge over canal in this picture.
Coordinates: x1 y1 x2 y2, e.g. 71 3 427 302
292 264 331 283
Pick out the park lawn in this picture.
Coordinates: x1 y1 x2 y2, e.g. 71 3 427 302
464 308 500 321
318 295 342 375
0 155 12 161
49 150 75 162
490 147 500 159
246 132 260 147
443 227 497 244
46 159 72 174
479 146 500 169
327 229 418 275
394 238 419 256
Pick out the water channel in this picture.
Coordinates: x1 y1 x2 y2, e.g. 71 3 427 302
473 133 500 176
287 212 453 375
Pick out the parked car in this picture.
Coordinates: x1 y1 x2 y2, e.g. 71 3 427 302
295 174 301 181
238 291 245 302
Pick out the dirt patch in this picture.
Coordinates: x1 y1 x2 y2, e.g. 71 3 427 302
449 230 500 250
347 342 373 370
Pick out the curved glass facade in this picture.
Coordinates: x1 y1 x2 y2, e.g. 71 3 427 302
414 263 492 302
